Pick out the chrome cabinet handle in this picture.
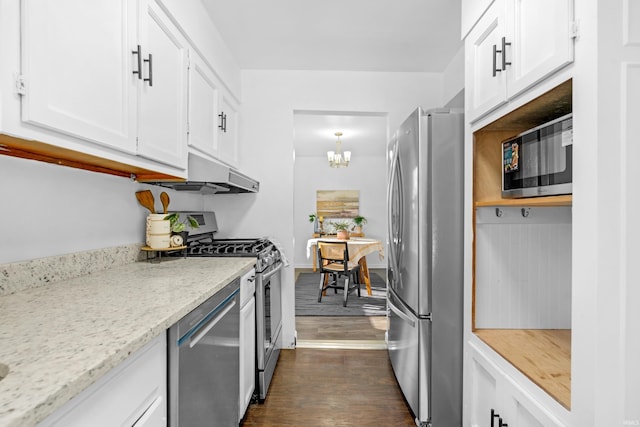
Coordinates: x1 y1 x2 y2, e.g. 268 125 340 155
218 112 227 132
491 409 499 427
501 37 511 70
132 45 142 79
144 53 153 86
492 44 502 77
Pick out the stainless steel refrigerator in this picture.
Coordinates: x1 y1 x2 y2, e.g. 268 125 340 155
387 108 463 427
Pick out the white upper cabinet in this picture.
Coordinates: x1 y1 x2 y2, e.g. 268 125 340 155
466 0 508 122
136 0 188 168
505 0 574 96
461 0 495 38
187 53 220 158
217 93 239 168
11 0 242 175
20 0 138 154
186 53 241 168
466 0 574 122
19 0 188 170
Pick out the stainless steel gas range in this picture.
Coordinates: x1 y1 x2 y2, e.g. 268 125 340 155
175 211 283 403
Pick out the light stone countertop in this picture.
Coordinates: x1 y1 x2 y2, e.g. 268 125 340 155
0 257 256 427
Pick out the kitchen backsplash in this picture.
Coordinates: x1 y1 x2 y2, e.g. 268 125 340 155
0 244 144 296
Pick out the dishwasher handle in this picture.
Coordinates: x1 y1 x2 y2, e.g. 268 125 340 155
177 287 240 347
189 299 236 348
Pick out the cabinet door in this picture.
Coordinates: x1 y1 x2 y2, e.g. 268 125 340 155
187 53 220 157
239 296 256 420
21 0 137 153
132 395 165 427
505 0 574 97
217 93 239 167
503 377 567 427
137 0 188 169
465 0 508 121
468 344 501 427
38 334 166 427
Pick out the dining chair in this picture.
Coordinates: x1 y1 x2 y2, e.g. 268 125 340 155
316 241 361 307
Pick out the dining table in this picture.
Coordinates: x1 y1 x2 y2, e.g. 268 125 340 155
306 236 384 295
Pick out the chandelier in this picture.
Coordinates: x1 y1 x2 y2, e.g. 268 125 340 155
327 132 351 168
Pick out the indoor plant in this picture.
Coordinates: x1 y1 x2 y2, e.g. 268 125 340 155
309 213 318 233
330 220 351 240
351 215 367 234
164 212 199 245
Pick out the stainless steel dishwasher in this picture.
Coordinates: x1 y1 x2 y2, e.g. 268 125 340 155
168 278 240 427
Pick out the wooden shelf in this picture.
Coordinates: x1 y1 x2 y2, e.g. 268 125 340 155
0 133 185 181
475 329 571 410
473 79 573 208
472 80 573 412
475 194 572 207
141 245 187 251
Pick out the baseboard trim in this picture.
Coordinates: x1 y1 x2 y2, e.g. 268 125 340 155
295 339 387 350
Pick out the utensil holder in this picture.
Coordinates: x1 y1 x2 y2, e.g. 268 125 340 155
146 214 171 249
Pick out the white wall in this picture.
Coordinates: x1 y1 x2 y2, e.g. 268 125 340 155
210 69 447 348
293 154 387 269
0 155 203 264
443 46 465 106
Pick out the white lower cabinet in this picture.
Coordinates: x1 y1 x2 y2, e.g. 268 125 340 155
239 268 256 421
239 296 256 420
467 340 567 427
38 333 167 427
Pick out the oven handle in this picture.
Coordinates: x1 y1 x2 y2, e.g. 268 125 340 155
262 261 283 282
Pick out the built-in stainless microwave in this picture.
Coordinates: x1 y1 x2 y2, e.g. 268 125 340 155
502 113 573 198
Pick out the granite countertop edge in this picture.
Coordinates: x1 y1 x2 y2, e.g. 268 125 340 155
0 257 256 427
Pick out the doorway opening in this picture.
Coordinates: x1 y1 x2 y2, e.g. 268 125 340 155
292 110 388 349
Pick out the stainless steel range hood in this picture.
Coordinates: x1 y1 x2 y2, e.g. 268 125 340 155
146 154 259 194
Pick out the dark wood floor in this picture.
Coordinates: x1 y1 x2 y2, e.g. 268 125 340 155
241 348 416 426
296 316 387 341
242 269 412 425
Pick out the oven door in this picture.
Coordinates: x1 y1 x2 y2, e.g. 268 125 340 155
502 115 573 198
255 261 283 401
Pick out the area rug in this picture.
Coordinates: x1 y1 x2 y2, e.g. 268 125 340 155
295 272 387 316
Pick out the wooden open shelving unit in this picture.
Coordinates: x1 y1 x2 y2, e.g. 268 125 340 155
472 79 573 409
475 329 571 409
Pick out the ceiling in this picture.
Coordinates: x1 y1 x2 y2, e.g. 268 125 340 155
201 0 463 73
201 1 462 159
293 111 388 158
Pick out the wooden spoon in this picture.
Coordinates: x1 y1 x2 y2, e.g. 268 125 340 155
135 190 155 214
160 191 170 214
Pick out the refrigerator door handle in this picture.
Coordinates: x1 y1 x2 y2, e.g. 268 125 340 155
389 299 415 328
387 140 403 283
